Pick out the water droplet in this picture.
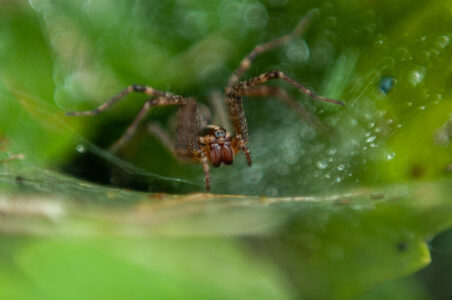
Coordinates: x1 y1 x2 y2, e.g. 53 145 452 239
317 160 328 169
76 144 86 153
409 68 425 87
366 136 376 143
418 105 426 111
386 152 396 160
436 35 450 49
397 47 409 61
417 50 430 63
367 122 375 129
327 148 337 156
337 164 345 171
430 49 440 58
379 76 396 94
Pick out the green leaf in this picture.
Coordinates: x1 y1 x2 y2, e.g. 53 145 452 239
1 163 452 299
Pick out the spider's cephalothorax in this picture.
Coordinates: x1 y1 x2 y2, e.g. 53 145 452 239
198 125 237 168
66 9 344 191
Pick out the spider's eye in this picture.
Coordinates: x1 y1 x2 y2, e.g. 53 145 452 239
214 131 225 138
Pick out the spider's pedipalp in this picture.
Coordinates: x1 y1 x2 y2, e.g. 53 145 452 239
239 139 252 166
200 152 211 191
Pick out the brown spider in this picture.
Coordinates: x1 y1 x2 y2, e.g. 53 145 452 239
66 10 344 191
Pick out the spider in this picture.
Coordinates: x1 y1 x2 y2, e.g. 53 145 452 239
66 10 344 191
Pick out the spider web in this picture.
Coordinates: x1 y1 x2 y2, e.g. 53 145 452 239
5 0 449 196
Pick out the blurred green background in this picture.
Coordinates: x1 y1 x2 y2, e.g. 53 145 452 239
0 0 452 299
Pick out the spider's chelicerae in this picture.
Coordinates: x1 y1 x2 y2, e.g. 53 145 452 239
67 10 344 191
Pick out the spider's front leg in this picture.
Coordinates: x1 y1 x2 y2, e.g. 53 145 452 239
225 71 344 165
223 9 330 166
224 93 252 166
241 85 329 132
66 84 186 153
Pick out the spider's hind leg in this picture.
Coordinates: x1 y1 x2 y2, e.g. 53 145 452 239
66 84 188 153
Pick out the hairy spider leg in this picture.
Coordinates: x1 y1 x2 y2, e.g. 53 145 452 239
227 8 318 87
224 9 325 166
68 90 213 190
225 70 344 165
109 95 186 153
224 94 252 166
65 84 198 153
66 84 176 116
174 99 212 191
232 71 345 105
241 86 329 132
